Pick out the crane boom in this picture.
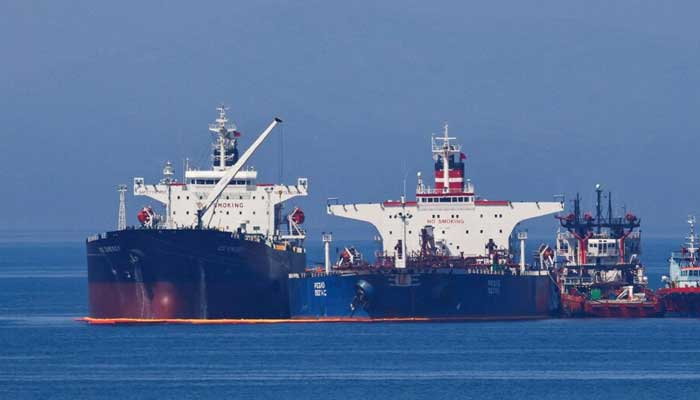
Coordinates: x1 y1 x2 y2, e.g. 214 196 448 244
197 117 282 228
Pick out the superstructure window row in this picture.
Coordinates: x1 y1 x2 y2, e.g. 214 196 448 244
189 179 252 185
420 196 473 203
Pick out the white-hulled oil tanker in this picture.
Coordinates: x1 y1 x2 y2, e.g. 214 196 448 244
86 106 309 319
288 126 564 321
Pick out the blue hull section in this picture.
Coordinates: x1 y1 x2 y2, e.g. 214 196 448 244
289 269 560 320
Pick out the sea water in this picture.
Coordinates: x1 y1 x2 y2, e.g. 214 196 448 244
1 237 699 399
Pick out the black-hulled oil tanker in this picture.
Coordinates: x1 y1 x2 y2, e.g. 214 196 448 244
86 106 309 319
288 125 564 321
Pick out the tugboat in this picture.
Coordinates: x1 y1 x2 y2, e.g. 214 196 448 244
555 186 662 318
287 125 564 321
657 216 700 317
86 106 309 319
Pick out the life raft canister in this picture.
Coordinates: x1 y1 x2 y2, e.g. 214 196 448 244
290 208 305 225
137 208 152 225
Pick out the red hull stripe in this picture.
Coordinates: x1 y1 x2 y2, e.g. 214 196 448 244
658 287 700 294
383 201 418 207
475 200 510 206
434 170 464 178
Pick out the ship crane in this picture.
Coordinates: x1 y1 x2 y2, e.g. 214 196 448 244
197 117 283 228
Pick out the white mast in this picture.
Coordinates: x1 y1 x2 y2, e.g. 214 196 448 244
518 231 528 273
431 123 459 194
162 161 175 228
442 124 449 193
687 215 698 263
322 232 333 273
395 196 412 269
208 105 237 170
117 185 127 230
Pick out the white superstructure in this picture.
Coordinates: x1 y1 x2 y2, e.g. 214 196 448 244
133 106 308 239
328 125 563 258
665 216 700 288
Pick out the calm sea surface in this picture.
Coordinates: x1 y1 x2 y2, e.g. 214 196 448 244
1 237 700 399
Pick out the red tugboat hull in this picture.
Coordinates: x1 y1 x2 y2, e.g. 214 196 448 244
561 293 663 318
560 293 585 317
657 287 700 316
582 299 664 318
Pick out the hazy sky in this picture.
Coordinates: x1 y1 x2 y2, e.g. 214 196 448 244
1 1 698 240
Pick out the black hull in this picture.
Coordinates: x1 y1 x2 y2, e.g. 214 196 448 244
86 229 306 319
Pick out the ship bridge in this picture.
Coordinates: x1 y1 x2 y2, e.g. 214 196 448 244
328 125 563 258
132 106 308 238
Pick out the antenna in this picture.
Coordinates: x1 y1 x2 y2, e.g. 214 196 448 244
117 185 127 230
402 160 407 199
687 215 697 255
208 105 238 170
595 184 602 233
